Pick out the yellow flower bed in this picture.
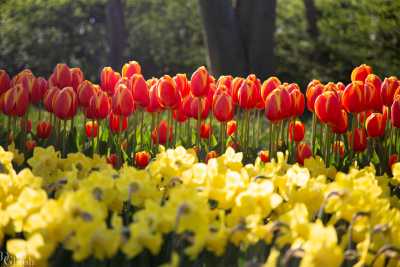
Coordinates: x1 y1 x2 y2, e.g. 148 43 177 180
0 146 400 267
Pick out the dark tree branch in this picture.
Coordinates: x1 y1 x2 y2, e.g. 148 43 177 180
106 0 127 70
304 0 319 39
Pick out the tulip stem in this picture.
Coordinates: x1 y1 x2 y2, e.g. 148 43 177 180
140 109 145 149
208 114 213 148
220 121 224 154
91 119 95 157
150 113 155 153
63 120 67 158
186 119 191 147
196 99 202 150
311 113 317 154
350 113 357 161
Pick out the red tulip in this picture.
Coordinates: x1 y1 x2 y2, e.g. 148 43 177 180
31 77 48 104
0 69 11 95
226 120 237 136
332 109 348 134
365 74 382 96
20 119 32 132
381 76 399 107
151 120 173 145
89 91 110 119
157 75 180 109
190 96 210 120
100 67 121 96
173 100 188 123
129 74 149 108
85 121 99 138
213 88 234 122
122 61 141 78
25 140 37 152
231 77 244 104
290 89 305 117
351 64 372 82
53 87 78 120
389 154 398 170
306 83 324 112
115 77 130 90
109 111 128 133
342 81 365 113
36 121 52 139
135 151 151 169
296 143 312 165
350 128 367 152
261 76 281 102
43 87 59 113
238 79 258 109
314 91 341 125
265 87 292 122
391 98 400 128
205 151 218 163
190 66 209 97
107 153 118 168
70 67 84 92
364 81 382 111
3 84 30 117
174 74 190 98
336 82 345 92
147 84 163 113
77 81 97 107
51 63 72 89
288 121 305 142
258 150 270 163
217 75 233 92
112 84 135 117
365 113 385 137
200 123 212 139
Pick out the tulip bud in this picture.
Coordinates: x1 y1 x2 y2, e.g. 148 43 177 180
107 153 118 168
351 64 372 82
306 83 324 112
213 88 234 122
190 97 210 120
289 89 305 117
174 74 190 98
36 121 52 139
231 77 244 104
226 120 237 136
261 76 281 102
350 128 367 152
101 67 121 96
31 77 48 104
89 91 110 120
112 84 135 117
265 87 292 122
147 84 163 113
342 81 365 113
129 74 149 108
122 61 141 78
135 150 151 169
216 75 233 92
53 87 78 120
85 121 99 138
333 141 345 159
3 84 30 117
200 123 212 139
0 70 11 95
381 76 399 107
258 150 270 163
205 151 218 163
190 66 209 97
238 79 258 109
391 98 400 128
157 75 180 109
365 113 385 137
109 111 128 133
364 81 382 112
314 91 341 125
25 139 37 152
151 120 173 145
77 80 97 107
52 63 72 89
332 109 348 134
20 119 32 133
70 67 84 92
43 87 59 113
288 121 305 142
296 143 312 165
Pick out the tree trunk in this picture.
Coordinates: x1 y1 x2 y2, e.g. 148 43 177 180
106 0 127 70
303 0 319 40
197 0 248 77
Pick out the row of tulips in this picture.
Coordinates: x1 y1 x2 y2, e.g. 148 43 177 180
0 62 399 173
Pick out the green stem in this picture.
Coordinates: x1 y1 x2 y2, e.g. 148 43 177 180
208 115 213 148
63 120 67 158
196 99 202 150
140 109 145 149
311 113 316 154
91 119 95 157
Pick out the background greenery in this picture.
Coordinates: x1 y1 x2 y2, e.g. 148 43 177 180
0 0 399 88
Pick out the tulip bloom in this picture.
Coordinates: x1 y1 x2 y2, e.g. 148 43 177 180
89 91 111 120
351 64 372 82
157 75 180 109
36 121 52 139
122 61 141 78
147 84 163 113
43 87 59 113
151 120 173 145
342 81 365 113
231 77 244 104
265 87 292 122
200 123 212 139
25 140 37 152
190 97 210 120
332 109 348 134
129 74 149 108
289 89 305 117
0 69 10 95
85 121 99 138
109 112 128 133
381 76 399 107
190 66 209 97
77 81 97 107
174 74 190 98
216 75 233 92
288 121 305 142
101 67 121 96
50 63 72 89
296 143 312 165
261 76 281 102
30 77 48 104
173 101 188 123
53 87 78 120
306 83 324 112
365 113 385 137
135 151 150 169
314 91 341 125
226 120 237 136
351 128 367 152
391 99 400 128
238 79 258 109
3 84 30 117
213 89 234 122
70 67 84 92
258 150 270 163
112 84 135 117
364 81 382 111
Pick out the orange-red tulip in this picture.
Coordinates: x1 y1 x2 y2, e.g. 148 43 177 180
0 70 11 95
289 121 305 142
213 88 234 122
258 150 270 163
135 151 151 169
306 83 324 112
85 121 99 138
89 91 110 119
350 128 367 152
53 87 78 120
336 82 345 92
107 153 118 168
296 143 312 165
109 111 128 133
190 96 210 120
51 63 72 89
151 120 173 145
122 61 141 78
332 109 348 134
25 139 36 152
77 80 97 107
129 74 149 108
265 87 292 122
342 81 365 113
238 79 259 109
227 120 237 136
261 76 281 102
231 77 244 104
190 66 209 97
314 91 341 125
217 75 233 92
31 77 48 104
174 74 190 98
364 81 382 112
391 98 400 128
200 123 212 139
289 89 305 117
100 67 121 96
365 113 385 137
157 75 180 109
147 84 163 113
43 87 59 113
351 64 372 82
381 76 399 107
36 121 52 139
112 84 135 117
70 67 84 92
173 100 188 123
3 84 30 117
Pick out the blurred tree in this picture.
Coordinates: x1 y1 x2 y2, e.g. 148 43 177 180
198 0 277 78
106 0 127 70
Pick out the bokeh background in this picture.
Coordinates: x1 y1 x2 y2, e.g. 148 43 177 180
1 0 399 89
